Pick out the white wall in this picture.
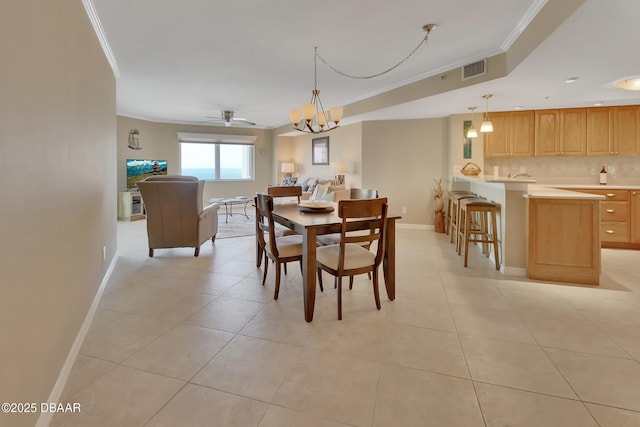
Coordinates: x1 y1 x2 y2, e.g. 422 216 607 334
362 118 449 225
0 2 117 426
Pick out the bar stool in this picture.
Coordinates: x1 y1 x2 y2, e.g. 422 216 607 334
457 198 500 270
448 192 477 243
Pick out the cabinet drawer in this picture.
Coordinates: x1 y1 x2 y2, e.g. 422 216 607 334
601 201 630 222
581 189 629 201
601 222 630 242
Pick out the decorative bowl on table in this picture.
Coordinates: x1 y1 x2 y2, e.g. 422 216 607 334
460 162 482 176
298 200 334 212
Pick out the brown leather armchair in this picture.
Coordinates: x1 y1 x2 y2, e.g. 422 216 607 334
136 175 220 257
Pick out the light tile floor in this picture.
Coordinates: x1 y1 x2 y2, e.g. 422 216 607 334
52 219 640 426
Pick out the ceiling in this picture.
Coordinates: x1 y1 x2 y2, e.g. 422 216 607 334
90 0 640 130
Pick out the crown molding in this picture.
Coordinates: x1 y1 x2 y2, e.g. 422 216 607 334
81 0 120 78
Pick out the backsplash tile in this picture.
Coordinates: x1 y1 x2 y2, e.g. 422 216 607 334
486 156 640 185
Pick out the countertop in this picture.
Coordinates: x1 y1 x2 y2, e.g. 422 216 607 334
523 185 605 200
453 174 537 184
454 174 638 198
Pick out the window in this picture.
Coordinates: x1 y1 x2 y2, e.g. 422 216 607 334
177 133 257 181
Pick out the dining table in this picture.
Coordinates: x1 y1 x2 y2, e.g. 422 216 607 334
257 201 400 322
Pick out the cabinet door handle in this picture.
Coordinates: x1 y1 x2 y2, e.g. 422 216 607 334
606 230 615 234
606 193 616 197
606 209 615 213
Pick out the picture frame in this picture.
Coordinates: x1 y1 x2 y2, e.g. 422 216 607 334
312 136 329 165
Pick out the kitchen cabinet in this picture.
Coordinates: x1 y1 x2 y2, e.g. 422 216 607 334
587 107 613 155
535 108 586 156
632 191 640 243
535 109 559 156
612 105 640 155
527 197 600 286
484 111 534 157
564 188 640 249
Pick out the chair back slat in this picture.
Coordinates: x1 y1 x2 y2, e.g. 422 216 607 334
254 194 280 257
337 198 388 271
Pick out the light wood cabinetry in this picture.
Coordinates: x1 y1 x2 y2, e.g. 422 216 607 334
527 197 600 285
534 108 586 156
564 188 640 249
534 109 559 156
613 105 640 155
484 111 534 158
632 191 640 243
587 107 613 155
483 105 640 159
118 191 146 221
560 108 587 155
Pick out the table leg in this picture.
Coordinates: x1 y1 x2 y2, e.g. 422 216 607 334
302 227 317 322
243 200 250 219
225 203 231 222
383 218 396 300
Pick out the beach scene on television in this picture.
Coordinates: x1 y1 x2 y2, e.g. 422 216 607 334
127 159 168 189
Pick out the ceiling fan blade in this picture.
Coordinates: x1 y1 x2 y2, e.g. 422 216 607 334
232 118 256 126
204 116 224 121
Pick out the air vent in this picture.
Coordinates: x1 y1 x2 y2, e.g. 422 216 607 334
462 59 486 80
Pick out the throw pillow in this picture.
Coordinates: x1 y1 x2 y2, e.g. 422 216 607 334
280 176 298 186
296 176 310 191
310 182 330 201
306 177 319 193
318 191 336 201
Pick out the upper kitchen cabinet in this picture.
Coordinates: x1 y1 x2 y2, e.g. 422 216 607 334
535 109 559 156
484 111 534 157
535 108 586 156
587 107 613 156
613 105 640 155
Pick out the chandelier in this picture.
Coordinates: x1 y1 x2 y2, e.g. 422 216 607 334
290 24 437 134
289 48 343 134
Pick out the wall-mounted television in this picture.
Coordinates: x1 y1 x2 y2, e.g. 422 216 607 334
126 159 168 190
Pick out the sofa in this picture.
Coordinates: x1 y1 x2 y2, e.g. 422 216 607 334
281 176 350 202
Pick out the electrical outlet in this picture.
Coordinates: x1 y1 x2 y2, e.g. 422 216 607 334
401 207 407 214
102 246 106 260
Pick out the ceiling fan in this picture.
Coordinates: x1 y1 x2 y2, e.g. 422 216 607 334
204 110 255 127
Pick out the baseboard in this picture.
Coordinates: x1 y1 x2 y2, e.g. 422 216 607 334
397 223 433 230
36 253 118 427
502 265 527 277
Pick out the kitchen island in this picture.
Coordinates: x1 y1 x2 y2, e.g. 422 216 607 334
524 186 603 286
453 175 604 285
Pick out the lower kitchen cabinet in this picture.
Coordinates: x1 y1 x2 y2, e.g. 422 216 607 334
632 190 640 243
564 188 640 249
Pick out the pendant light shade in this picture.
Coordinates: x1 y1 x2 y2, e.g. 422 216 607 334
480 94 493 133
466 106 478 138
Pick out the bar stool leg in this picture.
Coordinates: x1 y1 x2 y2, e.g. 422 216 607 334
463 207 473 267
491 210 500 270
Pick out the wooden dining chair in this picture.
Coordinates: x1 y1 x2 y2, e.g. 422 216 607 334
267 185 302 204
316 198 388 320
255 194 303 300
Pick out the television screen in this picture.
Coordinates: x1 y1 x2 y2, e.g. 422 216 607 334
126 159 168 190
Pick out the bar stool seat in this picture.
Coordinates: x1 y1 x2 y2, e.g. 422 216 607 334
457 198 500 270
448 192 477 242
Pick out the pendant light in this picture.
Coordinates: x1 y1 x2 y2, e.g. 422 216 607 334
480 94 493 133
466 107 478 138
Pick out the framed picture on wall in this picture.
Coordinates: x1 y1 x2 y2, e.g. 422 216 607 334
312 136 329 165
